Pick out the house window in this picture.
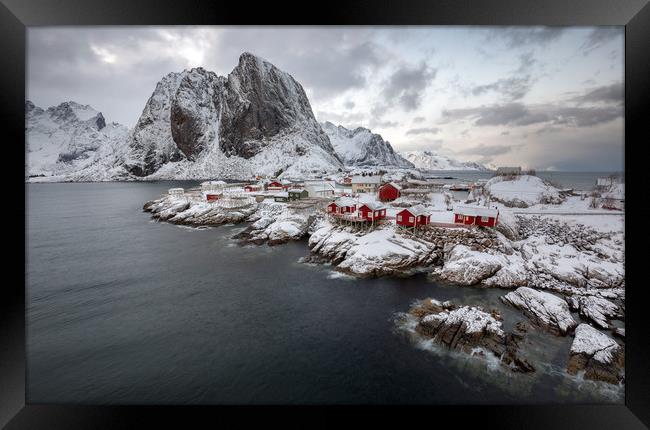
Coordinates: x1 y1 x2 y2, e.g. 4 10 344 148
397 215 402 221
409 216 414 222
481 216 490 222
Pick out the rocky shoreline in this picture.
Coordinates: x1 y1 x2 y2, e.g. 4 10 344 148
143 191 625 386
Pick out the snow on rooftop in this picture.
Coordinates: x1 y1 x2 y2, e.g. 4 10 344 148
334 197 358 207
360 201 386 210
407 204 430 217
381 181 402 190
453 204 498 217
352 175 381 184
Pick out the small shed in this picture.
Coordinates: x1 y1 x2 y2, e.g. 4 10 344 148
396 205 431 228
453 205 499 227
244 184 262 192
288 188 308 201
168 188 185 197
378 182 401 202
358 202 386 221
274 192 290 202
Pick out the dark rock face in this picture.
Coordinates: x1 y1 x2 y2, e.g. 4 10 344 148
219 52 333 159
95 113 106 130
170 68 225 160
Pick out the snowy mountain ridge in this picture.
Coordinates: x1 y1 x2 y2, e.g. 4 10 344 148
26 100 130 180
321 121 414 169
400 150 488 171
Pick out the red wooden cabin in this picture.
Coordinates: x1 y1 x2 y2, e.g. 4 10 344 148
244 184 261 192
358 202 386 221
396 206 431 227
327 198 357 215
453 205 499 227
378 182 401 202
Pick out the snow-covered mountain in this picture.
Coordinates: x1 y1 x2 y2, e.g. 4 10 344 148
26 101 130 180
321 121 413 169
124 52 343 180
400 150 488 171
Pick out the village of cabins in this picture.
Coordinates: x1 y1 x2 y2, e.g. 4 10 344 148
166 172 500 231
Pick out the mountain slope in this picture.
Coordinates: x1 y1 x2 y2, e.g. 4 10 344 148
125 52 343 180
26 101 130 180
321 121 413 168
400 150 487 171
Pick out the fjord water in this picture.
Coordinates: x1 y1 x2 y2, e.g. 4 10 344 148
26 180 620 404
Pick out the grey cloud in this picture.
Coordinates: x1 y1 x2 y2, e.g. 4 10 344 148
581 27 623 55
413 116 426 123
369 119 400 129
343 100 356 109
442 102 622 128
406 127 440 135
471 53 537 101
381 62 436 111
571 82 623 105
487 27 565 48
472 76 532 101
459 144 516 157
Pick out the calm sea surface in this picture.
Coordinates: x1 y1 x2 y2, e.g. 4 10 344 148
26 178 622 404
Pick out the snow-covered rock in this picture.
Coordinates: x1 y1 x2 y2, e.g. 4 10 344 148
236 201 319 245
434 245 528 287
501 287 577 335
321 121 413 168
26 101 130 180
567 295 621 329
485 175 563 207
308 222 437 277
409 298 534 373
143 194 257 225
400 150 487 171
567 324 624 384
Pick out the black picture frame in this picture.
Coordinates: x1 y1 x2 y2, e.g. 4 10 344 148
2 0 649 428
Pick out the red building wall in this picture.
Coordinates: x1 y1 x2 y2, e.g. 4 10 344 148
378 184 400 202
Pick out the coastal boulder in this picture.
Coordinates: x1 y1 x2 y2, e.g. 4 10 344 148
501 287 577 335
411 299 535 373
567 324 624 385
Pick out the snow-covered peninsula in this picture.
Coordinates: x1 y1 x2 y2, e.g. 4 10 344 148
142 172 624 390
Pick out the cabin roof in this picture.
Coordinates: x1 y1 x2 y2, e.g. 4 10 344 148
274 192 289 198
381 182 402 191
453 204 498 217
399 204 430 217
334 197 357 207
360 201 386 211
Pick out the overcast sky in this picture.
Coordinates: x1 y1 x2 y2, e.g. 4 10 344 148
27 26 624 171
